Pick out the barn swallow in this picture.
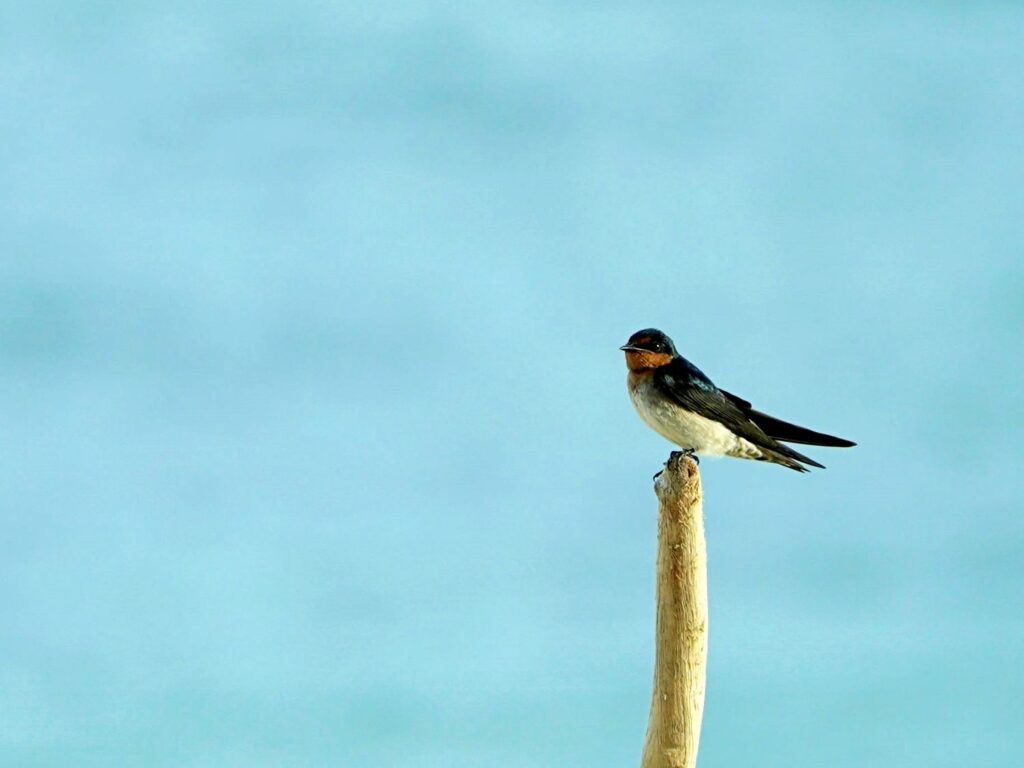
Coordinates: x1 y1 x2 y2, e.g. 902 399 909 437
621 328 855 472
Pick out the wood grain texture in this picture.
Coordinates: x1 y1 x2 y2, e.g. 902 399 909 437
641 453 708 768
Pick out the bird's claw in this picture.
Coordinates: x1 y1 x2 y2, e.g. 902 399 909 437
655 449 699 482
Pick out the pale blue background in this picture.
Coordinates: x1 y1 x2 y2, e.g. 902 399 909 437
2 3 1022 766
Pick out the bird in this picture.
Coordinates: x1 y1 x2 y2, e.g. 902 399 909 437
621 328 855 472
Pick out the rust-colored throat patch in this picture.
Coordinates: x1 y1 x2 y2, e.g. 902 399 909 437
624 350 673 372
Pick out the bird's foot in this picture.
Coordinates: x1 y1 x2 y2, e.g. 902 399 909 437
656 449 699 482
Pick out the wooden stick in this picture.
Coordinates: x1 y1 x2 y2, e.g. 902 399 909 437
640 452 708 768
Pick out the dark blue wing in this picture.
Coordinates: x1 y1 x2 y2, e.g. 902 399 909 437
654 361 773 446
654 358 827 469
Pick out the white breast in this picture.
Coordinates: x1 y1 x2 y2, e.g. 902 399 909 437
628 374 753 457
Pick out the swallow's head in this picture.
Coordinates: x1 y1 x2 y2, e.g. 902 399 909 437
620 328 677 371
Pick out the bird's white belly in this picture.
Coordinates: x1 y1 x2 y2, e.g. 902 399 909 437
628 376 745 456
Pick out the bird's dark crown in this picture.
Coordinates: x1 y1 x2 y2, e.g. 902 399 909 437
621 328 677 356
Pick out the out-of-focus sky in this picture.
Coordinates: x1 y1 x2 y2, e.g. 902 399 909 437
2 3 1022 766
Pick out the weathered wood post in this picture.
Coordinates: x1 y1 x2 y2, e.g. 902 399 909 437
640 452 708 768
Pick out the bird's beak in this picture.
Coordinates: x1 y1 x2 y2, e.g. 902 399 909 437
620 344 643 352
